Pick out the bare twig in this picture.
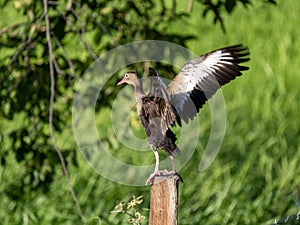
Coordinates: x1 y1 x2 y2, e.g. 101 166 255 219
5 15 44 72
0 22 23 36
202 0 226 33
53 33 76 76
43 0 85 222
47 0 59 5
187 0 194 13
53 57 64 75
69 7 98 60
86 12 120 46
61 12 98 60
73 0 119 46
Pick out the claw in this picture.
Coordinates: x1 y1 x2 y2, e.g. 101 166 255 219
145 171 161 185
145 170 183 185
172 171 183 183
145 152 183 185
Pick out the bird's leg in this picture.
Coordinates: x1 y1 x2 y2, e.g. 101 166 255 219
153 150 160 174
169 155 183 182
145 150 161 185
169 155 176 174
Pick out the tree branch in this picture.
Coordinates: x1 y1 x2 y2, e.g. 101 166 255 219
187 0 194 13
203 0 226 33
61 12 98 60
43 0 85 222
53 33 76 76
0 22 24 36
5 14 45 73
69 7 98 60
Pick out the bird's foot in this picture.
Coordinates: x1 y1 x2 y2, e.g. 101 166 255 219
173 171 183 183
165 169 183 183
145 170 183 185
145 171 161 185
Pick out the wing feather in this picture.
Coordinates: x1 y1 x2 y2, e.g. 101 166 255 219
168 44 250 124
147 68 178 134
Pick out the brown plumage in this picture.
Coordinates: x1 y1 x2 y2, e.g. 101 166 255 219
117 44 250 184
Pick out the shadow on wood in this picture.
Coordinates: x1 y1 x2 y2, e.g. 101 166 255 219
149 174 182 225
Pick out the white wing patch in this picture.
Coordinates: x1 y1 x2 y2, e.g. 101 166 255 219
167 45 250 125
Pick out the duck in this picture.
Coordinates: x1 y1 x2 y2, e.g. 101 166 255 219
117 44 250 184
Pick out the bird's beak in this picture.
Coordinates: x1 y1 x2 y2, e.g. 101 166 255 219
117 78 126 85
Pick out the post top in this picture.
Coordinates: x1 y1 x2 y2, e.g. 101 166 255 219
152 171 183 184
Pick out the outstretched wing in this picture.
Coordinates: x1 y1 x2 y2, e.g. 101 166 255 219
146 68 178 134
168 44 250 124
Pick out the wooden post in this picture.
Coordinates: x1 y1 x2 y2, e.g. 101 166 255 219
149 173 182 225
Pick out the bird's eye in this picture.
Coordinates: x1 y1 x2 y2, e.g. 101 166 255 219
125 73 129 78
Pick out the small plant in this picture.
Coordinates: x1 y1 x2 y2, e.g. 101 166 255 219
111 195 148 225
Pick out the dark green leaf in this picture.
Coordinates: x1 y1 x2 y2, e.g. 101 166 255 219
225 0 236 13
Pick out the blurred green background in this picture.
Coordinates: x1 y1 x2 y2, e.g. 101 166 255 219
0 0 299 224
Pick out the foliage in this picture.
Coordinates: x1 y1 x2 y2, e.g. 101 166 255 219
111 196 147 225
0 0 272 199
195 0 277 32
0 0 189 200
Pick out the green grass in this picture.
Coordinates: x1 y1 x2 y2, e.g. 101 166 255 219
1 0 300 224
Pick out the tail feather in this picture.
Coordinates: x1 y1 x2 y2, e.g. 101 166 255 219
160 129 181 156
171 146 181 156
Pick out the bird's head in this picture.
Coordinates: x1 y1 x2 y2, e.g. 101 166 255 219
117 71 138 86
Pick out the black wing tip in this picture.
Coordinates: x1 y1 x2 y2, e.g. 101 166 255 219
239 65 250 71
221 44 251 66
217 44 250 56
221 44 248 50
206 44 250 65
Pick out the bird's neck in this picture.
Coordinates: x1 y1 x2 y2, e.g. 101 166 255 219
133 80 145 101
